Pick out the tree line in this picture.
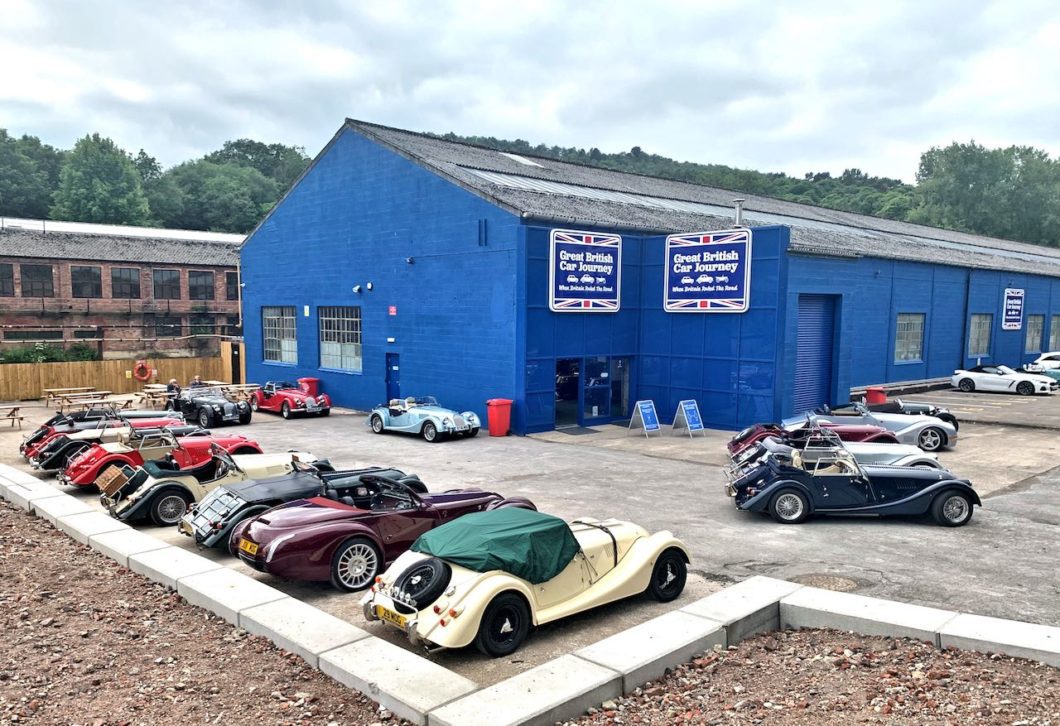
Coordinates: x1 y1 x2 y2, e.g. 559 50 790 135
3 128 1060 247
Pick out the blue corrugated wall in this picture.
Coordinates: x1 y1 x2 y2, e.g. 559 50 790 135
241 128 521 422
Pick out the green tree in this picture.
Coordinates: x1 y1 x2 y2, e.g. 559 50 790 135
204 139 309 187
0 129 51 218
51 133 151 225
165 160 279 232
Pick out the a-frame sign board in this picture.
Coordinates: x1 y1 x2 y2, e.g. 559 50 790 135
628 400 661 438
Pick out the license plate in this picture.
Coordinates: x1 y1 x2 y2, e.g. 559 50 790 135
375 605 406 629
238 538 259 556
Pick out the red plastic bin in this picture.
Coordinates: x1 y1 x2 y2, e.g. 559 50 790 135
485 398 513 437
865 386 887 404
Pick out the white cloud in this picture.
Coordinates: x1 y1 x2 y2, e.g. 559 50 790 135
1 0 1059 182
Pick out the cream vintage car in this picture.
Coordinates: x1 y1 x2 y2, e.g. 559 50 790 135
362 508 689 656
100 445 325 526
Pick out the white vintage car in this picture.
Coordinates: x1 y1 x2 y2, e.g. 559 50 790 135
1030 352 1060 370
363 508 688 656
951 364 1057 395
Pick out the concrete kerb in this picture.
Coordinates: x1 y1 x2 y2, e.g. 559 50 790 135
127 546 224 590
940 613 1060 668
31 494 94 525
176 568 290 625
55 510 131 544
88 528 170 567
681 574 804 644
239 598 371 668
2 479 66 512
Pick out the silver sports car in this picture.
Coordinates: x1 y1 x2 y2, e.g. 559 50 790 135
783 402 957 452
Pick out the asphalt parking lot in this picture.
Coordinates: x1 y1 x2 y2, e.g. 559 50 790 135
905 386 1060 429
2 399 1059 686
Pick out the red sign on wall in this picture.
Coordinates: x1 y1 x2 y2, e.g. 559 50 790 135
388 305 397 316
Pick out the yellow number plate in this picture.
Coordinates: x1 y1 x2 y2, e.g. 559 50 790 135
376 605 407 629
238 538 259 556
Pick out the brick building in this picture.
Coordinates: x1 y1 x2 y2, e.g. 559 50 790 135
0 218 243 359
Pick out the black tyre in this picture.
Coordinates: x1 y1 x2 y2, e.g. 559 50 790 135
250 397 259 411
917 426 946 452
931 490 973 527
1016 381 1034 396
958 378 975 393
238 410 252 425
474 592 531 658
370 415 385 434
464 427 479 438
646 548 687 602
393 557 452 611
197 409 213 428
281 402 291 419
319 409 330 417
421 421 439 442
769 489 809 524
330 537 382 592
232 446 258 455
150 490 192 526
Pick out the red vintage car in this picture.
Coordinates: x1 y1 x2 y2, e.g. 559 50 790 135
727 422 899 456
231 474 534 591
20 409 183 459
251 378 331 419
58 429 261 488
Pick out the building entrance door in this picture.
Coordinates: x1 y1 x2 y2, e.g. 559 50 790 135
385 353 400 402
793 295 837 413
554 359 580 427
609 357 631 419
582 356 612 424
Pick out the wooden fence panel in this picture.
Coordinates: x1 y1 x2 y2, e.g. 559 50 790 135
0 357 226 401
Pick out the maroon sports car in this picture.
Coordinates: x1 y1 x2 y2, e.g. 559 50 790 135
231 474 535 591
727 422 899 456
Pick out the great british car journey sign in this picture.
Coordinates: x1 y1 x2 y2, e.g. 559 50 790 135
1002 288 1025 331
664 229 752 313
549 229 622 312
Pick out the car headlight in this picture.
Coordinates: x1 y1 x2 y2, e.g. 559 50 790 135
213 405 221 411
442 417 453 428
296 399 306 407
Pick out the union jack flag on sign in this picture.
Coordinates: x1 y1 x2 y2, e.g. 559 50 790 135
549 229 622 313
664 228 752 313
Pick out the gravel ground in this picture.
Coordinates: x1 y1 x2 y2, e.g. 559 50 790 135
571 629 1059 725
0 502 402 726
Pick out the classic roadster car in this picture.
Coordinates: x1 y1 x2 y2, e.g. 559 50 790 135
951 364 1058 395
785 403 957 452
831 399 958 430
251 378 331 418
179 462 415 550
727 421 899 456
101 446 325 526
369 396 480 442
21 408 183 458
362 508 689 657
29 419 197 471
727 443 978 527
58 428 261 488
166 386 252 427
231 475 534 591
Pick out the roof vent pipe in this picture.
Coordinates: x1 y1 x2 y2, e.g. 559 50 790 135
732 199 746 227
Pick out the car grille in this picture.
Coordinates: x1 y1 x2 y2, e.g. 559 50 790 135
454 415 467 429
223 403 236 417
185 489 245 539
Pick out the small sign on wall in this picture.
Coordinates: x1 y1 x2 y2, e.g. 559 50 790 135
388 305 397 316
549 229 622 312
1002 288 1024 331
303 305 310 317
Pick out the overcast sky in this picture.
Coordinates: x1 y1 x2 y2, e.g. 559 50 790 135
3 0 1059 182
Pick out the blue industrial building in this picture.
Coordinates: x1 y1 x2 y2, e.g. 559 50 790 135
240 120 1060 433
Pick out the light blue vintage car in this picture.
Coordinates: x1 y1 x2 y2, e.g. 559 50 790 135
368 396 480 442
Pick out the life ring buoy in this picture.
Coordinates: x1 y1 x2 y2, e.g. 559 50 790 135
133 360 152 382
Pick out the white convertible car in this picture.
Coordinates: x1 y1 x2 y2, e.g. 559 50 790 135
1030 352 1060 370
951 364 1057 395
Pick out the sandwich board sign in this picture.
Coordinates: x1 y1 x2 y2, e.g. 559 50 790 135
628 400 660 437
664 228 752 313
549 229 622 312
1002 288 1024 331
672 399 705 437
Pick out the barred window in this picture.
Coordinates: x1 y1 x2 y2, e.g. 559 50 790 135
111 267 141 299
153 269 181 299
71 266 102 298
21 264 54 297
894 313 925 362
146 314 182 338
189 270 215 300
190 314 216 336
319 306 362 372
968 314 993 357
0 264 13 296
263 306 297 363
1051 316 1060 351
226 271 239 300
4 330 62 341
1025 314 1045 353
74 328 102 339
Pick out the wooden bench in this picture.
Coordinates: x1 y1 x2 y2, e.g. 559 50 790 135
1 406 24 429
43 387 94 406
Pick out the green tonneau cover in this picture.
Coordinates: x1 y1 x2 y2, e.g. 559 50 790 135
411 508 580 584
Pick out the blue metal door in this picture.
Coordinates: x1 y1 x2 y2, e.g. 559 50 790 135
793 295 836 414
385 353 400 402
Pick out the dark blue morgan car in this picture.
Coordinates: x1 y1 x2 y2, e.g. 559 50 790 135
727 445 979 526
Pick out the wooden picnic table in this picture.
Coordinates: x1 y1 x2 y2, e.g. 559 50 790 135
1 406 24 429
57 391 112 412
65 397 133 412
43 387 94 406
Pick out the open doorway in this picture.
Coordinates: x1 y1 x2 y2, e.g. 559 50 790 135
555 358 580 427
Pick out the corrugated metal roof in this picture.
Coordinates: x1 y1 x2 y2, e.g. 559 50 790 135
346 120 1060 278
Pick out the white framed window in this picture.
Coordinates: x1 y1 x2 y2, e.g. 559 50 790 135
319 306 362 372
894 313 925 362
262 306 296 363
1025 314 1044 353
968 314 993 357
1050 316 1060 351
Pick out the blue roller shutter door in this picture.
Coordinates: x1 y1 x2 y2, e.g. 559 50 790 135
793 295 836 414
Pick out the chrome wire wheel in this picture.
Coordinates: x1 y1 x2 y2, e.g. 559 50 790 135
774 492 804 521
154 494 187 524
942 495 969 523
335 542 378 590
